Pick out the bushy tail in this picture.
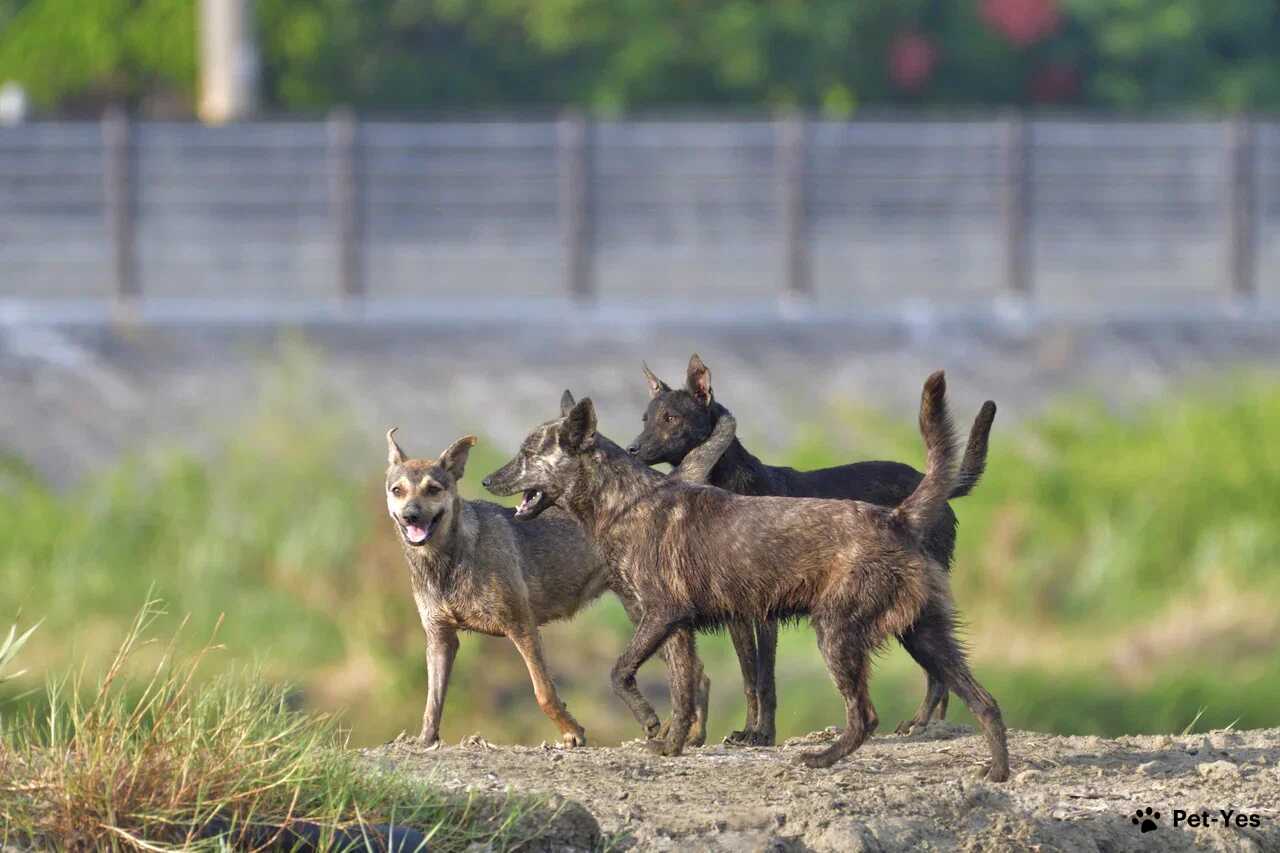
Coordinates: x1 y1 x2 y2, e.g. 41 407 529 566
892 371 960 536
949 400 996 499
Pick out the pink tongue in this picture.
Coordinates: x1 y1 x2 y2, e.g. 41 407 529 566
406 524 428 544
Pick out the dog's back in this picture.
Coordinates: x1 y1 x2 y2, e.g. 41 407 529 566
719 452 957 573
637 479 930 631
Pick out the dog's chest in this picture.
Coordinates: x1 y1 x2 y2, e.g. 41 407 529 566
407 554 512 637
416 583 510 636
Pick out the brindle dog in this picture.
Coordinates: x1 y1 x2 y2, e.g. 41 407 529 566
384 394 737 747
626 354 996 745
485 372 1008 779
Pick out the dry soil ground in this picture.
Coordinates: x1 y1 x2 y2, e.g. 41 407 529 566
365 723 1280 852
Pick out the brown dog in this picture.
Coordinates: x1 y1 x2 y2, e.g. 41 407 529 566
626 354 996 745
484 373 1008 779
384 397 738 747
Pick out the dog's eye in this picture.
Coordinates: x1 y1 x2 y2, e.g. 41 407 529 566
663 413 677 424
391 485 405 498
425 483 442 495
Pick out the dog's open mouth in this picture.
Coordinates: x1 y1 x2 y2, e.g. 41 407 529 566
515 489 546 519
402 509 444 545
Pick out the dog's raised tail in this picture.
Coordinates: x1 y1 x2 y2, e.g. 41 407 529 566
892 371 960 536
949 400 996 499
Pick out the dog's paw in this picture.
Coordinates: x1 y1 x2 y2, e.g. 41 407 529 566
410 733 443 750
644 737 685 757
795 748 840 769
894 718 924 736
561 730 586 748
979 761 1010 783
414 728 441 742
725 728 774 747
643 714 662 739
686 727 706 748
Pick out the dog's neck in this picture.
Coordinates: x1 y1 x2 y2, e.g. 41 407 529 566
704 403 774 495
400 497 467 588
562 435 665 542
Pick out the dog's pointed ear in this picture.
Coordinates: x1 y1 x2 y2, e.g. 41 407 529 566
560 389 576 416
387 427 407 466
563 397 597 451
686 353 712 406
439 435 477 480
642 362 671 399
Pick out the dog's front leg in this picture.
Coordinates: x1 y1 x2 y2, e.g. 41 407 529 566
508 627 587 748
724 619 761 745
611 610 680 747
615 588 709 747
420 624 459 745
651 627 699 756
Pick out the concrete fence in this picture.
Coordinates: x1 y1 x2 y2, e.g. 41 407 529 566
3 112 1279 307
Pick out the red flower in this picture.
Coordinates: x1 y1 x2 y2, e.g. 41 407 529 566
981 0 1062 47
889 32 938 92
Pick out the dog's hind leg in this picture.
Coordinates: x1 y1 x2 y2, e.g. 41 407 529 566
893 603 953 734
690 664 711 746
611 610 682 745
752 619 779 746
944 664 1007 780
901 611 1009 781
932 686 950 721
892 662 948 735
799 616 877 769
508 627 587 748
723 619 762 745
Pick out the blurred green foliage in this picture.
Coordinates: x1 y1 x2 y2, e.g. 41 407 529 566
3 0 1280 113
0 0 194 108
2 367 1278 747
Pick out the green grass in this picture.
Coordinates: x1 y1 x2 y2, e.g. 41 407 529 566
0 601 551 851
2 363 1278 755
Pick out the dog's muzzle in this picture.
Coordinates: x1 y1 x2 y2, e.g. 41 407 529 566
513 488 550 520
400 509 444 545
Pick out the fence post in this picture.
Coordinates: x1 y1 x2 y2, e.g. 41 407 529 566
777 114 811 299
1001 114 1032 298
558 111 594 302
1226 115 1257 300
328 107 364 302
102 106 138 304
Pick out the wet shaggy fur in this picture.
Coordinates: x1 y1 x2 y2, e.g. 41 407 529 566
384 399 739 748
486 372 1009 779
627 354 996 745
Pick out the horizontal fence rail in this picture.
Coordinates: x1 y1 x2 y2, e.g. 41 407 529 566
0 114 1275 307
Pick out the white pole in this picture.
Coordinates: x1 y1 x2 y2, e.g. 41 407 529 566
198 0 259 124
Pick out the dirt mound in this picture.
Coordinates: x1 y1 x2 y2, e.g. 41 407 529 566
365 724 1280 851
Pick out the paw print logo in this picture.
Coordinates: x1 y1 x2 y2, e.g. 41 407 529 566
1132 807 1161 833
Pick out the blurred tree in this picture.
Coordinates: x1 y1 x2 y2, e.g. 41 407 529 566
1065 0 1280 109
0 0 1278 114
0 0 195 112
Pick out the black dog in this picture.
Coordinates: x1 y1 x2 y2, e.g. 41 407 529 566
627 354 995 745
